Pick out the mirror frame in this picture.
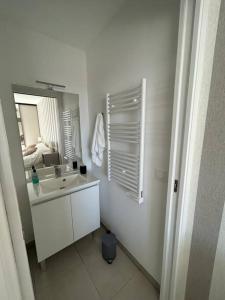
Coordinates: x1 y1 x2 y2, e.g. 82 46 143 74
12 84 83 175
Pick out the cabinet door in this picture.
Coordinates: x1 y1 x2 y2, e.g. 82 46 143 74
31 195 73 262
71 185 100 241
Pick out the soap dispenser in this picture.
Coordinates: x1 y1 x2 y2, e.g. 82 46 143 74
32 167 39 184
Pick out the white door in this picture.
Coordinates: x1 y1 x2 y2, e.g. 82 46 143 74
0 184 22 300
71 185 100 241
31 195 73 262
0 100 34 300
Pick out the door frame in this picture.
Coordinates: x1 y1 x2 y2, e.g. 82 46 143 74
0 182 22 300
160 0 221 299
0 100 35 300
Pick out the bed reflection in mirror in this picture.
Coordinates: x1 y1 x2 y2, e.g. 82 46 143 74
13 89 82 182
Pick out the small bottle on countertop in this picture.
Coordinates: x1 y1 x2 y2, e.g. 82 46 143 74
32 167 39 184
72 161 78 170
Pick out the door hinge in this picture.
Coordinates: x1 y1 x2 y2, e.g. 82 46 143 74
174 179 179 193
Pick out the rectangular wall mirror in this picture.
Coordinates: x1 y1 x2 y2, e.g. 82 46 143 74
13 87 82 181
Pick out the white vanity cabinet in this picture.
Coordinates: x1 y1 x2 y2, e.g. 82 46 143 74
30 183 100 263
32 195 73 262
71 185 100 241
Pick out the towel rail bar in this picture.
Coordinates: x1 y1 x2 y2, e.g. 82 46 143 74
110 101 140 110
110 158 138 170
110 126 139 130
111 171 138 187
110 121 139 126
110 106 139 113
110 166 138 177
110 155 139 164
109 133 140 139
110 95 141 104
110 176 138 191
111 166 138 180
109 150 139 158
110 132 139 137
111 177 138 194
110 87 141 99
109 138 139 144
110 153 139 165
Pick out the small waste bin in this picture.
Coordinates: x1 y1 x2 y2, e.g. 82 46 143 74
102 230 117 264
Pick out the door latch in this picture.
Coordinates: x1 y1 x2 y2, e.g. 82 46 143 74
174 179 179 193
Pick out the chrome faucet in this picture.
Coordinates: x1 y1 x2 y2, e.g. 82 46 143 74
54 166 61 178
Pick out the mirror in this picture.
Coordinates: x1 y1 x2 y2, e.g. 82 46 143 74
13 88 82 180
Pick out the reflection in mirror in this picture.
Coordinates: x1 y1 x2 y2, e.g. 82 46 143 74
13 90 82 181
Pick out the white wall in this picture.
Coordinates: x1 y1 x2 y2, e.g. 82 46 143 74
0 20 90 242
62 93 79 111
87 0 179 282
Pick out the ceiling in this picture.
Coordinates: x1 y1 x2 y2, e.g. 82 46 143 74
0 0 126 50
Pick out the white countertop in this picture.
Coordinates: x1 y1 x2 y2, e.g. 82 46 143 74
27 173 100 206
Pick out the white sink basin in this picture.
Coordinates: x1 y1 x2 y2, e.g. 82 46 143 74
40 174 87 194
26 165 74 182
27 173 100 205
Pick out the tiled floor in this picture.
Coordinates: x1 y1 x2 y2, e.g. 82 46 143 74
28 228 159 300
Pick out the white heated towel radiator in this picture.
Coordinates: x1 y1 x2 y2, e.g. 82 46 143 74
106 78 146 204
62 109 79 160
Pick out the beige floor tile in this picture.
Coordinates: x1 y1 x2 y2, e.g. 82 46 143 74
31 244 83 291
75 227 106 256
28 228 157 300
35 286 55 300
62 267 100 300
112 272 159 300
34 258 100 300
75 234 102 265
45 243 82 272
75 232 139 299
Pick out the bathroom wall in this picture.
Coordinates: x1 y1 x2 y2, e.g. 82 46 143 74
62 93 79 111
0 19 90 242
87 0 179 282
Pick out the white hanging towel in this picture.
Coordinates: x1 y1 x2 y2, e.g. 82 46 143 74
92 113 105 167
